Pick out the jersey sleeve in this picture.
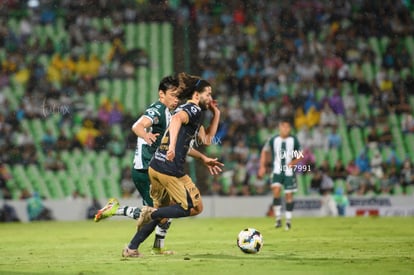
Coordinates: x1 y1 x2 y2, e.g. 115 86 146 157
142 106 162 125
262 137 272 152
181 104 201 123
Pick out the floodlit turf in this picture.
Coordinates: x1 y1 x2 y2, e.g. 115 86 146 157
1 217 413 274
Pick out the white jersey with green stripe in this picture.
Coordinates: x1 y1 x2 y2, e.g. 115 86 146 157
133 100 172 170
263 135 301 176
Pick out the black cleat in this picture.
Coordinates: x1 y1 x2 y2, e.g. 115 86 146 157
275 220 282 228
285 222 291 231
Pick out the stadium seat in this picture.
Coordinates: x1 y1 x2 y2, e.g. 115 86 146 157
368 37 381 57
125 23 136 49
362 61 375 83
328 148 339 169
124 79 136 113
161 22 173 76
409 96 414 115
136 23 148 49
379 36 390 55
136 67 150 111
2 86 19 110
296 174 308 196
5 178 20 200
111 79 125 105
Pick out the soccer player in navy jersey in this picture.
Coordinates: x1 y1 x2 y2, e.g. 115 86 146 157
122 73 223 257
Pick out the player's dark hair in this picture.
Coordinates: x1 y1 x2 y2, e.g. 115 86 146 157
279 118 292 125
176 72 211 100
158 75 179 93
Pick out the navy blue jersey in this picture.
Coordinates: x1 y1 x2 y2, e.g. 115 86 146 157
150 101 202 177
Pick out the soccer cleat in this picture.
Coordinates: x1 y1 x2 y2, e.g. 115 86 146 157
285 222 291 231
122 246 142 258
136 206 156 231
275 219 282 228
94 198 120 222
151 248 175 255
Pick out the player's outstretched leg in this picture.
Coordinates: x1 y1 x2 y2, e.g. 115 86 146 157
94 198 120 222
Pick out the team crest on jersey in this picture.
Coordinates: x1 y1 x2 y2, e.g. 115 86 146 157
147 107 161 116
190 106 198 114
153 117 159 124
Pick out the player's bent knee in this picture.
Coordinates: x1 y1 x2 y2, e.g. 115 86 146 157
190 202 203 216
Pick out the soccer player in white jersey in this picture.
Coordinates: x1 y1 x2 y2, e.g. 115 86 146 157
258 119 302 230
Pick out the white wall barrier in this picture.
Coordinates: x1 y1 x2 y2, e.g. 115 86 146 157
2 195 414 222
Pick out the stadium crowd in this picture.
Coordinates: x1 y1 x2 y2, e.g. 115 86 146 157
191 0 414 196
0 0 414 205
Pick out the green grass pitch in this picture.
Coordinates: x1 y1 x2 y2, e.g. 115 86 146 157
1 217 413 274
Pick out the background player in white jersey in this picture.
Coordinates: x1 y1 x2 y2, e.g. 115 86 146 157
258 119 302 230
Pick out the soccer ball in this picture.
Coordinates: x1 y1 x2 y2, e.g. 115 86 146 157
237 228 263 254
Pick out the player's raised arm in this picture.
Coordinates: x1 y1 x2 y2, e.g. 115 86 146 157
258 141 271 179
200 100 220 145
132 116 159 146
166 110 189 161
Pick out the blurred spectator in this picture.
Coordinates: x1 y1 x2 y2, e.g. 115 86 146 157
56 129 72 151
86 198 102 220
379 125 393 148
382 155 401 194
294 107 307 130
19 188 31 200
97 99 112 125
400 159 414 195
333 187 349 216
355 151 370 173
107 136 125 157
297 126 313 149
319 103 338 129
329 90 345 116
0 203 20 222
233 140 249 161
75 119 100 149
366 127 380 150
306 105 321 129
346 106 364 130
0 163 12 199
120 167 136 198
44 151 66 171
312 125 328 150
109 101 124 125
345 167 362 195
370 150 384 180
26 192 54 221
360 171 378 195
230 158 249 196
331 159 347 180
244 149 266 195
41 129 56 153
319 159 331 174
342 90 356 112
401 112 414 134
13 128 34 147
327 126 342 149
